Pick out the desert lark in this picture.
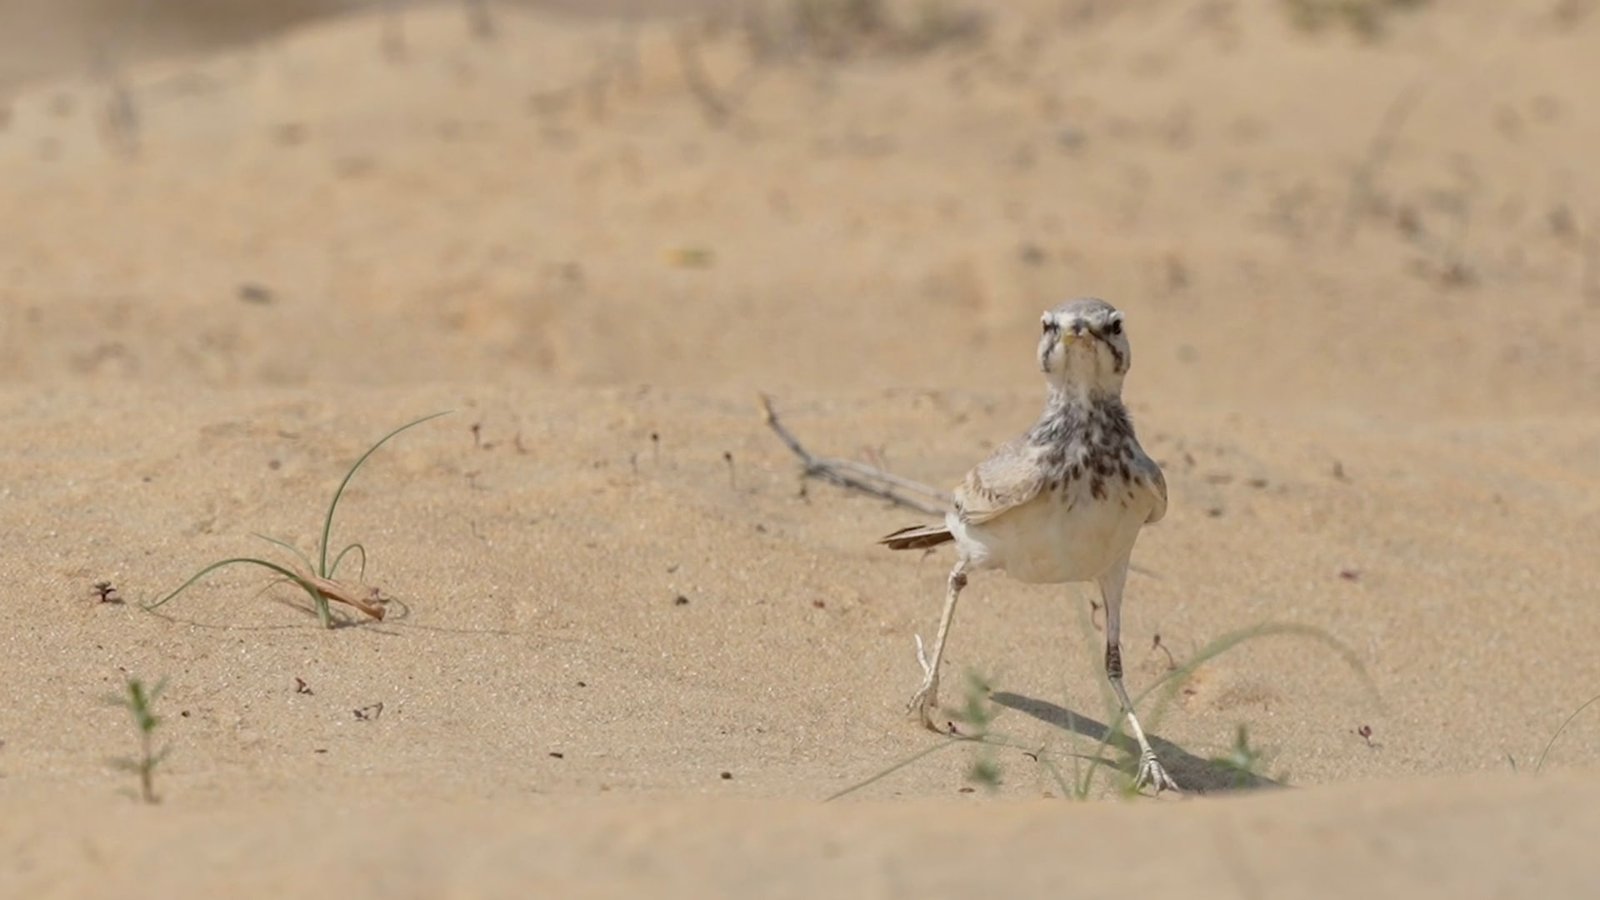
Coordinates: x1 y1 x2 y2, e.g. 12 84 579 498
881 297 1177 792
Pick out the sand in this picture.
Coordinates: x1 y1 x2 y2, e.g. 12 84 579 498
2 0 1599 895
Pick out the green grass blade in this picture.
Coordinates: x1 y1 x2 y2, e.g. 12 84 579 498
1066 706 1086 798
317 411 451 577
1138 622 1380 728
1069 599 1131 795
975 731 1100 798
1032 748 1075 799
328 543 368 582
1535 692 1600 774
1055 615 1374 797
1077 740 1114 797
827 729 1099 803
146 558 290 609
824 737 972 802
250 577 294 601
250 533 314 574
144 557 326 618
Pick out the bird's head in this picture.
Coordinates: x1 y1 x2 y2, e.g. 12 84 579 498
1037 298 1131 395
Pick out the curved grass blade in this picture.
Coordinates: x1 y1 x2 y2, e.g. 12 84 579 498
1535 692 1600 774
1062 620 1377 798
1072 713 1124 798
825 729 1095 803
1140 622 1380 729
980 730 1108 797
250 576 294 600
248 574 333 627
250 533 315 575
824 737 971 802
144 557 329 626
1031 745 1075 799
328 543 368 582
317 411 452 576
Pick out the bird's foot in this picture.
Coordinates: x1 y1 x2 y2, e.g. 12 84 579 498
1135 750 1180 795
907 635 944 732
906 682 944 732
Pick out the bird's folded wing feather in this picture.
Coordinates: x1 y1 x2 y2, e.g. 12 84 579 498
1135 452 1168 524
954 439 1046 525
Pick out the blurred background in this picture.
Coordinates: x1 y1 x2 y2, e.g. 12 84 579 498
1 0 1596 415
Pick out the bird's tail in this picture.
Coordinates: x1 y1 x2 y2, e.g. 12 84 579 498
879 523 954 551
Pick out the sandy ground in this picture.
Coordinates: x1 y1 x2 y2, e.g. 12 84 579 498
2 0 1599 895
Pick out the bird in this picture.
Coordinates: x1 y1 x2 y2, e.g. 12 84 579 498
880 297 1177 793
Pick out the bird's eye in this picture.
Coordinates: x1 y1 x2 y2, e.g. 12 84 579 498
1042 319 1058 334
1105 318 1123 336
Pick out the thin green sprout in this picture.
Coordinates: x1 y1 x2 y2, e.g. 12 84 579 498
251 533 315 575
1534 692 1600 774
328 543 368 582
318 411 451 576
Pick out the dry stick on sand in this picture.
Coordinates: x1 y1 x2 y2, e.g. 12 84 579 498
1339 83 1424 244
381 0 408 62
463 0 496 40
759 394 950 515
676 27 734 128
299 572 387 620
90 42 139 158
675 24 768 131
760 395 1162 580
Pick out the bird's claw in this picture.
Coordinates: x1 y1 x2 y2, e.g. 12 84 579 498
906 678 942 726
1135 751 1180 794
907 635 946 731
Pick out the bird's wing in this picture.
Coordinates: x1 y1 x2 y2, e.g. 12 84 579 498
953 438 1047 526
1134 451 1168 524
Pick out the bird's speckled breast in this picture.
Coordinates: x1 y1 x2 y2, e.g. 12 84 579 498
951 394 1159 583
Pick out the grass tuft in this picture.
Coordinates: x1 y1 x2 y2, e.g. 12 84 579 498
957 671 1002 791
1210 724 1275 788
830 618 1378 800
145 412 450 628
105 676 168 804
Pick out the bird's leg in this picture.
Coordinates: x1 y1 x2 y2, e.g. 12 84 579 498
909 562 967 732
1099 557 1179 793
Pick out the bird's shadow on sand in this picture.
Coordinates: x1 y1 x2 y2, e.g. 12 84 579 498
990 692 1285 794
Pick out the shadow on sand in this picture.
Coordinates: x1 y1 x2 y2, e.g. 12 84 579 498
991 691 1285 794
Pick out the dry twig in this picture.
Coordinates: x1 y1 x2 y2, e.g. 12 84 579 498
676 28 733 128
1340 83 1423 243
759 394 950 515
300 572 388 620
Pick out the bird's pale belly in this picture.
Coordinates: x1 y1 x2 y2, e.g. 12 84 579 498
952 489 1151 584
